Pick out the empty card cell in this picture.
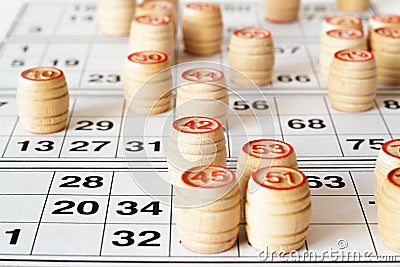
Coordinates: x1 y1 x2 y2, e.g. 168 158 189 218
111 171 171 196
86 56 124 72
0 70 21 88
3 136 64 158
228 115 282 137
0 116 17 136
49 171 113 195
107 196 171 224
304 171 356 196
20 5 64 23
170 224 239 256
276 96 328 115
331 115 389 135
56 24 97 36
66 117 121 137
0 172 53 194
101 224 169 256
310 196 365 223
90 43 130 57
300 21 324 38
0 195 46 222
376 96 400 115
117 136 165 159
60 137 118 158
283 135 342 157
44 43 90 57
307 225 375 256
383 115 400 135
72 98 124 117
351 171 374 196
359 196 377 224
32 223 103 256
0 223 38 254
0 99 18 115
280 115 334 135
80 71 122 89
338 135 391 157
41 195 108 223
123 116 173 137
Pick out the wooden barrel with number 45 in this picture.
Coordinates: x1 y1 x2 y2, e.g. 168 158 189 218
175 165 240 254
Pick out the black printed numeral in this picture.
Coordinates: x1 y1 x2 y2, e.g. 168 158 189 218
307 175 346 189
59 175 104 188
112 230 161 247
346 138 384 151
75 120 114 131
69 141 110 152
52 200 99 215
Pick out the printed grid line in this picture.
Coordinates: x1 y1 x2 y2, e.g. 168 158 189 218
29 171 56 255
349 171 378 256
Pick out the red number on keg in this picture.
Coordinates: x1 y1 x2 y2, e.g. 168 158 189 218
235 28 270 39
328 16 360 26
181 119 213 130
336 50 372 61
190 170 229 183
251 144 286 155
22 67 62 81
182 68 224 82
328 29 362 39
187 71 216 80
136 15 170 25
129 51 167 64
373 15 400 23
265 172 296 185
143 1 171 9
187 3 219 11
376 28 400 38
